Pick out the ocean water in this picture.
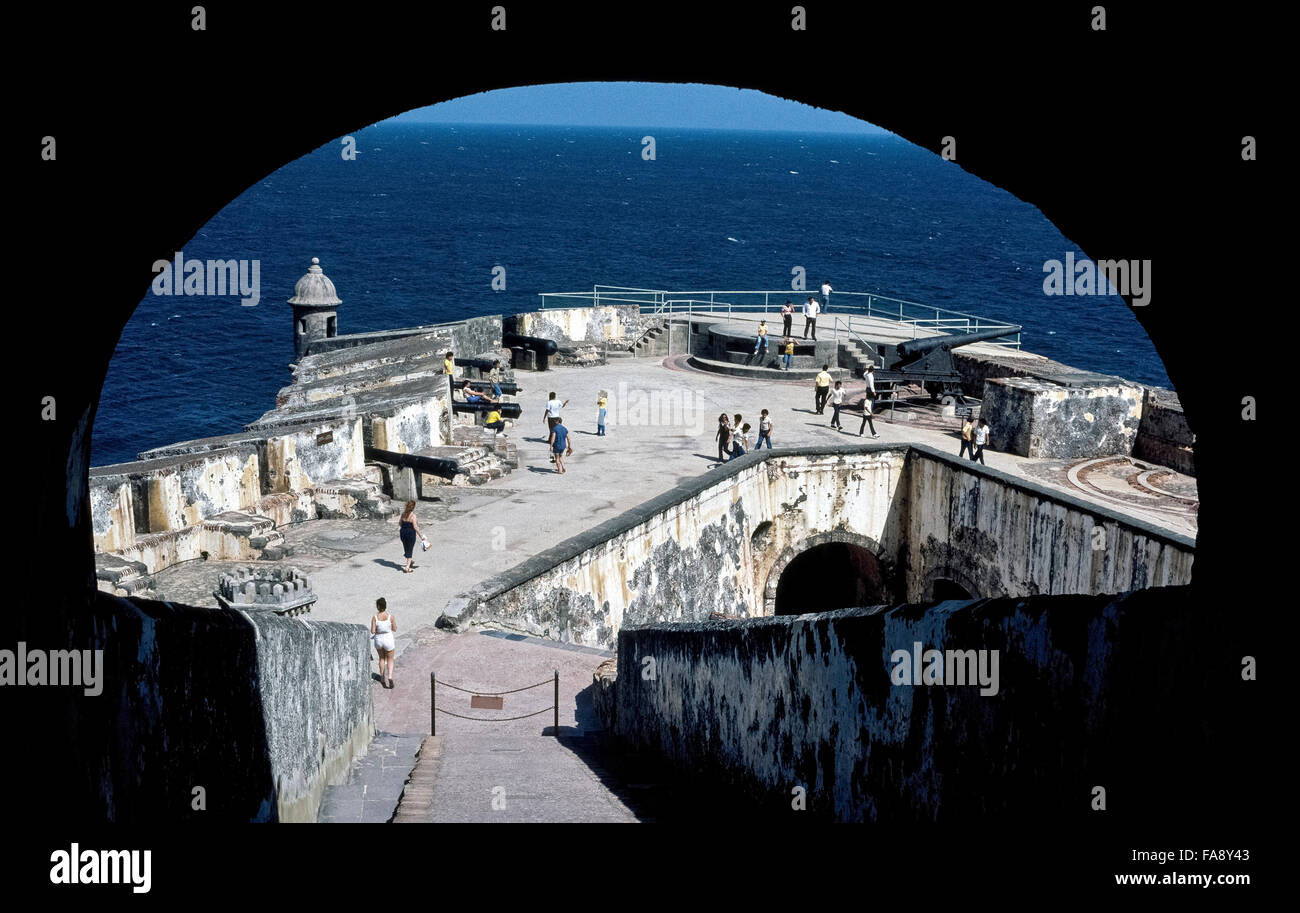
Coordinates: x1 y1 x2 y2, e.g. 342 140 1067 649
93 123 1169 466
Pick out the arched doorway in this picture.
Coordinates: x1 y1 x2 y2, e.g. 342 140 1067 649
772 539 891 615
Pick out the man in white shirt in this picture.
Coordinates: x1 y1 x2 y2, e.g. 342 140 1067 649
971 418 991 464
803 296 820 340
820 280 833 312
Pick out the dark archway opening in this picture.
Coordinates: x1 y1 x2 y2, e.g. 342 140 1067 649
932 578 973 601
774 542 889 615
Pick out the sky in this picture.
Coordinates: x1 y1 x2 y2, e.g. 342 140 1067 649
386 82 890 134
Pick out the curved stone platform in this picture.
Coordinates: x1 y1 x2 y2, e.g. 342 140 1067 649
690 321 842 379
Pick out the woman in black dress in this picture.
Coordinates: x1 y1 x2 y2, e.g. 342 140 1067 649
398 500 421 574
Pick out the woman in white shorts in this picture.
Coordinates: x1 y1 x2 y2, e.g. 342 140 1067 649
370 597 397 689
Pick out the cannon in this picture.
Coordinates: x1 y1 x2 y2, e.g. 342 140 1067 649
504 333 558 371
451 401 522 418
460 379 523 396
869 325 1020 404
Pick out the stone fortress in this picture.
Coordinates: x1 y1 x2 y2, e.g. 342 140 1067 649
84 258 1204 822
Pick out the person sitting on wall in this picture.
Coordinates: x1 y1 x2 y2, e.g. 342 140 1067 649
461 381 499 404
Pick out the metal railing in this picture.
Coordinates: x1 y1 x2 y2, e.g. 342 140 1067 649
537 286 1022 350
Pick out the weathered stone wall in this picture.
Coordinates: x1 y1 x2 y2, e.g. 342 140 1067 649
1133 386 1195 476
610 586 1227 821
90 446 262 552
450 315 505 358
449 444 1194 651
264 417 365 493
506 306 644 345
68 593 373 822
904 448 1194 600
981 376 1144 458
368 396 449 453
450 449 909 649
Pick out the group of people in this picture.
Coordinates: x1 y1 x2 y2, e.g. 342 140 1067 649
771 282 832 341
959 416 992 464
751 322 800 371
715 408 775 461
813 363 881 437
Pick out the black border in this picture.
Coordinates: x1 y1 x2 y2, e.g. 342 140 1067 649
12 1 1274 896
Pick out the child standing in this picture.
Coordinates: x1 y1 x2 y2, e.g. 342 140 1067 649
596 391 608 436
756 410 773 449
782 337 794 371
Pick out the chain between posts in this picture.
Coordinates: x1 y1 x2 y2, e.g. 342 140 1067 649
430 670 561 738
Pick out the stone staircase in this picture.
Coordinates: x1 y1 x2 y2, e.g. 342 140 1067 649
627 320 669 357
839 339 879 379
419 425 521 486
310 478 400 521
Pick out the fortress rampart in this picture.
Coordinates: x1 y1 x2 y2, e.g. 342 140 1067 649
449 444 1195 650
606 585 1226 821
67 594 373 823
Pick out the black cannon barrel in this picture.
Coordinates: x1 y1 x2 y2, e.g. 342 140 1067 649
364 446 460 480
452 401 523 418
895 325 1021 360
453 357 499 372
503 333 558 355
460 379 522 395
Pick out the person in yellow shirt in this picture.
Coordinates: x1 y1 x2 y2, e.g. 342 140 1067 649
814 364 833 414
959 416 973 458
597 393 608 436
443 351 455 378
485 407 506 436
782 337 795 371
752 320 769 356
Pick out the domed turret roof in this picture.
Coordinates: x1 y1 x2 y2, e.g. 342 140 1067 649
287 257 342 307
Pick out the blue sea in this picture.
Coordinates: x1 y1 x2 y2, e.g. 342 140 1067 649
93 123 1169 466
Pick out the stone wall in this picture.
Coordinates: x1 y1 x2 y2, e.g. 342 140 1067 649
65 593 373 822
506 306 644 345
981 376 1144 459
609 586 1231 821
1133 386 1196 476
264 417 366 493
90 446 262 552
904 449 1194 601
449 449 908 649
448 444 1193 651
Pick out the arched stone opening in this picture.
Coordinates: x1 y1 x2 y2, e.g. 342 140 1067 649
765 531 893 616
922 567 981 603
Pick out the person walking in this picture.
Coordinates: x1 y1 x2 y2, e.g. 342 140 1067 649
803 296 820 339
544 392 568 462
782 336 795 371
752 320 769 356
781 300 794 337
830 381 846 430
715 412 732 463
371 597 397 689
549 417 574 473
596 392 608 436
814 365 832 413
971 418 991 464
859 363 880 437
820 280 833 313
756 409 773 449
397 500 423 574
959 416 974 458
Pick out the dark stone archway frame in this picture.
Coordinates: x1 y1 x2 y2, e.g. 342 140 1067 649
763 529 898 616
